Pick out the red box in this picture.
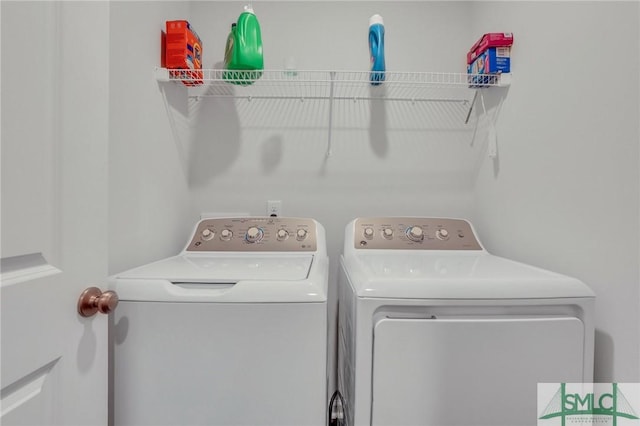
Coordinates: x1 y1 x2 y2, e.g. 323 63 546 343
467 33 513 65
164 20 203 86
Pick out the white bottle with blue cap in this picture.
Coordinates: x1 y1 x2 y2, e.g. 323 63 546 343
369 14 386 85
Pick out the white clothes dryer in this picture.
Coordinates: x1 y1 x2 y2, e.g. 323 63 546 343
111 217 328 426
337 217 595 426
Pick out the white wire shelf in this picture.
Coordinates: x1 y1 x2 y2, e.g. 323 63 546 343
154 68 511 102
155 67 511 158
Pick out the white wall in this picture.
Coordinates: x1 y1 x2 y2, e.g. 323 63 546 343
186 1 478 396
186 1 478 248
109 1 197 274
471 1 640 381
104 0 640 393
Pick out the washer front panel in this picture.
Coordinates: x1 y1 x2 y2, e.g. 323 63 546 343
186 217 317 252
353 217 481 250
114 301 327 425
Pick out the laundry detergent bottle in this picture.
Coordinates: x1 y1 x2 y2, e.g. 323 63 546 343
223 5 263 85
368 14 386 85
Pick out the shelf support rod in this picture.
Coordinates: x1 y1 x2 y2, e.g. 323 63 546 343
326 71 336 157
465 90 478 124
469 89 482 148
486 88 498 158
469 89 504 158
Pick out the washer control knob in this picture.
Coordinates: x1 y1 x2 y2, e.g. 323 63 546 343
220 229 233 241
201 229 214 241
382 228 394 239
363 227 374 239
277 229 289 241
436 229 449 240
245 226 264 243
406 226 424 242
296 229 308 241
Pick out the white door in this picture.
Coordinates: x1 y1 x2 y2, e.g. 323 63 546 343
1 2 110 425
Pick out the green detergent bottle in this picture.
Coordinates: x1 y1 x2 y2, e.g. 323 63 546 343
223 5 263 85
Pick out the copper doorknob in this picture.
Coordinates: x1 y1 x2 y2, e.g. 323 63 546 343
77 287 119 317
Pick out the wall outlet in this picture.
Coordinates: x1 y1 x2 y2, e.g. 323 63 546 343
267 200 282 217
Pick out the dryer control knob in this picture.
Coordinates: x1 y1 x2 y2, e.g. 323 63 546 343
277 229 289 241
382 228 394 239
406 226 424 242
245 227 264 243
296 229 308 241
363 227 374 239
220 229 233 241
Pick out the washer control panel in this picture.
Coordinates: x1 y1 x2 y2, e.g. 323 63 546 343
186 217 317 252
354 217 482 250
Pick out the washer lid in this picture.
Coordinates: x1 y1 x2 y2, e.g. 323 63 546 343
110 253 327 303
342 252 595 299
115 254 314 282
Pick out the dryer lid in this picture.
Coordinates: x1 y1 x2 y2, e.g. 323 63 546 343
115 254 314 282
342 252 595 299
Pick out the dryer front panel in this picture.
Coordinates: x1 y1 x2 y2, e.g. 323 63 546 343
371 316 584 426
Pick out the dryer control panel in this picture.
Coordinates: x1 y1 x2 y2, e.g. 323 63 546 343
186 217 317 252
353 217 482 250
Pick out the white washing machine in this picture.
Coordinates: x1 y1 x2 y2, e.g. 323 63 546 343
337 217 595 426
111 217 328 426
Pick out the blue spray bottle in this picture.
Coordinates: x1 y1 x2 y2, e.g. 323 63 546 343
369 14 385 85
